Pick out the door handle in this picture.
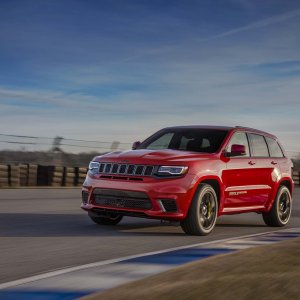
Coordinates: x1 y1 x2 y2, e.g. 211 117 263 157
271 161 277 165
248 161 256 165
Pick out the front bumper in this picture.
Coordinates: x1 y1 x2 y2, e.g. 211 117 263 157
81 173 197 220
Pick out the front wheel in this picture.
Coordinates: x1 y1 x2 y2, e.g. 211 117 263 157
262 186 292 227
181 184 218 236
88 212 123 225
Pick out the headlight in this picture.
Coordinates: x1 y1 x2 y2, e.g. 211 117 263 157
88 161 100 174
156 166 188 176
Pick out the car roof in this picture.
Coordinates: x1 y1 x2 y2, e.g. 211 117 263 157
164 125 277 138
164 125 234 131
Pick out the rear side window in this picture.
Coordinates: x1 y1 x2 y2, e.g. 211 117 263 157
226 132 250 157
265 137 284 157
248 133 269 157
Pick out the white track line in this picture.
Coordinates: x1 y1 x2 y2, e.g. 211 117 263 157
0 227 298 290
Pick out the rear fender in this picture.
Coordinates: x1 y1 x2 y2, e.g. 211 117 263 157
265 177 294 211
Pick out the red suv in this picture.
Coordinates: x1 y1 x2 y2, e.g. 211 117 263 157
81 126 293 235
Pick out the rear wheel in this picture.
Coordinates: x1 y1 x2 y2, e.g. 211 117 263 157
181 184 218 236
262 186 292 227
88 212 123 225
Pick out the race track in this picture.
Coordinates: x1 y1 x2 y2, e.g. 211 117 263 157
0 188 299 284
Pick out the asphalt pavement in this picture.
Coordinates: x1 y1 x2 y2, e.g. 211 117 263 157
0 188 299 284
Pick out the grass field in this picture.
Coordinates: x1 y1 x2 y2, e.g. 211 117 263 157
83 237 300 300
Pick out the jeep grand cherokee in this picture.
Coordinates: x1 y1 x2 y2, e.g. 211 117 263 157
81 126 293 235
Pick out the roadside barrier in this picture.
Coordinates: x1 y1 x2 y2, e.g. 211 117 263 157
75 167 88 186
28 164 38 186
48 166 64 187
20 164 28 186
0 164 86 187
63 167 76 186
293 170 299 186
37 165 49 186
0 164 9 188
0 164 299 188
9 165 20 187
19 164 38 186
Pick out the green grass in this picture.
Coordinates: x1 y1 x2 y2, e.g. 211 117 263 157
82 237 300 300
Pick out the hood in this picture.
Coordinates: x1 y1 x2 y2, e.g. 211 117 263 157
94 149 214 164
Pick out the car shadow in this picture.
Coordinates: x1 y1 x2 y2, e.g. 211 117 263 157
216 223 266 228
0 212 271 237
0 213 186 237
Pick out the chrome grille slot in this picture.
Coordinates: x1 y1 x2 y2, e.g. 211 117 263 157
119 164 127 174
99 163 105 173
112 164 119 173
144 166 154 176
97 163 155 177
104 164 112 173
135 165 144 175
127 165 135 175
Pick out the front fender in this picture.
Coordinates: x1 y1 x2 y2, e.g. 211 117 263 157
188 175 225 216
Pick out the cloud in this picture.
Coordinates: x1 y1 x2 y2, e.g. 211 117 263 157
0 1 300 152
201 8 300 41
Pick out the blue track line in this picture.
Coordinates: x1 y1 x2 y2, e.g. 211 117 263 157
1 228 300 300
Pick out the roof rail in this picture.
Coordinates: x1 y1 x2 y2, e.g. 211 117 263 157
235 126 275 137
235 126 258 131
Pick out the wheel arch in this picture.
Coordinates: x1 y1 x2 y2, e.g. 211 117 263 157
279 179 293 195
266 177 294 211
193 176 224 215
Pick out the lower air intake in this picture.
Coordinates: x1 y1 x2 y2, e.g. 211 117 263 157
82 191 89 204
93 188 152 210
160 199 178 212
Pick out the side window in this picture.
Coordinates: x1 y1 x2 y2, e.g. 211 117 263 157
226 132 250 157
248 133 269 157
146 132 174 150
179 135 193 150
265 137 284 158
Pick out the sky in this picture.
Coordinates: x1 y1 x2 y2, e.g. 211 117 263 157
0 0 300 154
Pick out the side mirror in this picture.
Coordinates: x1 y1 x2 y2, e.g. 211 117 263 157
225 144 246 157
132 141 141 150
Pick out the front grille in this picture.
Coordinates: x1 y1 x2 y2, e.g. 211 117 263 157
160 199 178 212
93 188 152 210
98 163 155 177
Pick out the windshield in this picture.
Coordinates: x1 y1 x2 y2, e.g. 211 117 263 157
139 128 228 153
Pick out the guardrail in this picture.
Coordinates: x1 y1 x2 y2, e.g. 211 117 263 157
0 164 299 188
0 164 87 188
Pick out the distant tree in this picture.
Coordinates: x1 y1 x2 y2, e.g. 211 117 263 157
110 141 120 152
51 136 64 152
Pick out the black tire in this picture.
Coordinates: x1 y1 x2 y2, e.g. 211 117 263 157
262 186 292 227
180 184 218 236
88 212 123 225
